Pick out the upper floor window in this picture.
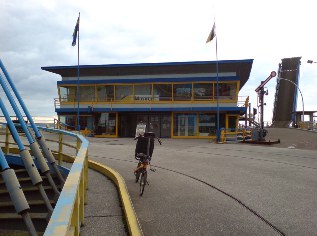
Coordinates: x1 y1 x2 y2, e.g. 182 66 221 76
134 84 153 101
153 84 172 101
194 83 213 100
217 83 237 100
115 85 133 101
59 86 76 102
173 83 192 101
97 85 114 102
80 86 95 102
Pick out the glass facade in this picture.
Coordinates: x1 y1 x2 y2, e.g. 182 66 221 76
115 85 133 101
153 84 172 101
172 112 229 137
59 86 76 102
97 85 114 102
199 114 216 136
95 113 116 135
134 84 153 101
59 81 238 103
217 83 237 100
194 83 213 100
59 115 89 130
173 83 192 101
80 86 95 102
58 81 240 137
173 113 197 136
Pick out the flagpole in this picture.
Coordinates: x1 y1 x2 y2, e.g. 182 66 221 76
215 34 220 142
76 12 80 132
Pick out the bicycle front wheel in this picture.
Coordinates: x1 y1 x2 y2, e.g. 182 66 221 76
139 171 147 196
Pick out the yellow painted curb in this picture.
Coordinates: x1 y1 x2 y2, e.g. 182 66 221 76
88 160 143 236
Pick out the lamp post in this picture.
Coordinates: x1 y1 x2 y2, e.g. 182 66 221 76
278 78 305 126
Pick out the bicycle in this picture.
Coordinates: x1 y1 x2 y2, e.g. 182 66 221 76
134 132 161 196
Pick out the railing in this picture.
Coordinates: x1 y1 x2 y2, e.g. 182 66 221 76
54 96 249 109
0 124 89 236
297 121 316 130
53 118 75 130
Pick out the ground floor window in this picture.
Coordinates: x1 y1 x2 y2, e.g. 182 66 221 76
94 113 117 135
173 112 227 137
199 114 216 136
173 113 197 136
59 111 238 138
59 115 90 130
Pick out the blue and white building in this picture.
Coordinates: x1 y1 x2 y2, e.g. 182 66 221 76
42 59 253 138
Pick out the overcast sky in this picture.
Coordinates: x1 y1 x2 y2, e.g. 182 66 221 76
1 0 317 122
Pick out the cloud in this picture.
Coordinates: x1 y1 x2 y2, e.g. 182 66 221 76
0 0 316 121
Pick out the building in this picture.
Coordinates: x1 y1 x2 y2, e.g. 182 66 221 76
42 59 253 138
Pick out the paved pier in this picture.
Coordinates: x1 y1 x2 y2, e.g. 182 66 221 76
82 128 317 235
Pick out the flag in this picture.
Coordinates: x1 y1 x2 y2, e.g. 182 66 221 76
206 22 216 43
72 16 80 46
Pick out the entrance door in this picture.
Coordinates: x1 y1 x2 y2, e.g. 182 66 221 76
227 115 238 132
177 114 196 136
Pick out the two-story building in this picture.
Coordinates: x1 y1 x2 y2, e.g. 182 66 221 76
42 59 253 138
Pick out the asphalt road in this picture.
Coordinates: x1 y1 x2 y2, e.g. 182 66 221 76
87 128 317 236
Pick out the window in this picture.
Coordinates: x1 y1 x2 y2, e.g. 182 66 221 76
115 85 133 101
134 84 154 101
153 84 172 101
95 113 116 135
194 83 213 100
59 86 76 102
173 113 197 136
199 113 215 136
80 86 95 102
59 115 89 130
217 83 237 100
173 83 192 101
97 85 114 102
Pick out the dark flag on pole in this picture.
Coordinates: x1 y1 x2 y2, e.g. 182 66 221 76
72 16 80 46
206 22 216 43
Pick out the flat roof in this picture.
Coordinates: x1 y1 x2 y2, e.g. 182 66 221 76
42 59 253 89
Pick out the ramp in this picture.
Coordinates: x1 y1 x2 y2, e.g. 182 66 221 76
272 57 301 127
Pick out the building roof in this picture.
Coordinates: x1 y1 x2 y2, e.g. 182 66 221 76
42 59 253 89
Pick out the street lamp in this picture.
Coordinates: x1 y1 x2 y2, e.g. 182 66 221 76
307 60 317 64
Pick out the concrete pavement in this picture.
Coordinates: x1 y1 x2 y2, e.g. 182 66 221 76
82 128 317 235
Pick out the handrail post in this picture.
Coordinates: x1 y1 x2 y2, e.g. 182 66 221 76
84 151 88 204
5 125 10 155
76 138 81 155
58 133 63 165
71 189 80 236
79 172 85 226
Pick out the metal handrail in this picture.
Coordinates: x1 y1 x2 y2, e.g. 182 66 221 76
39 127 89 236
0 125 89 236
54 96 247 109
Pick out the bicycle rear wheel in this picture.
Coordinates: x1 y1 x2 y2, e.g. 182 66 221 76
135 162 141 183
139 171 147 196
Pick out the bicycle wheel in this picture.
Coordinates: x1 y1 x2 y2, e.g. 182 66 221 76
135 162 141 183
139 171 147 196
135 171 140 183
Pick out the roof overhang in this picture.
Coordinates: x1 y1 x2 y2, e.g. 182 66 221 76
42 59 253 89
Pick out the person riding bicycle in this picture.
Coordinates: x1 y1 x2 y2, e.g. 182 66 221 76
134 132 161 179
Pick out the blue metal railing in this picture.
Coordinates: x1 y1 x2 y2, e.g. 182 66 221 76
0 59 87 235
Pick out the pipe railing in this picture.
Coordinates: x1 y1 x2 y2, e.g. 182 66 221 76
0 125 89 236
54 95 247 109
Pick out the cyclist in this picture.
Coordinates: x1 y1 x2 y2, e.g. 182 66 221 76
134 132 162 182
